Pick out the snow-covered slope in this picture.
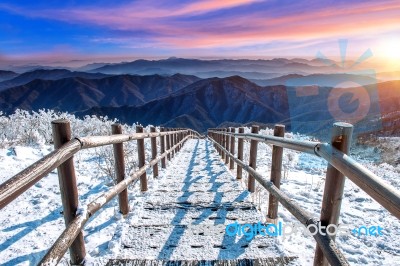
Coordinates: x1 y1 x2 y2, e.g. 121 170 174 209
0 113 399 265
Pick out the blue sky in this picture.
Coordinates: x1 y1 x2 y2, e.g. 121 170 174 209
0 0 399 68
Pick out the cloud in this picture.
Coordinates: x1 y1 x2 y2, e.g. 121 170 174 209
170 0 262 16
1 0 400 56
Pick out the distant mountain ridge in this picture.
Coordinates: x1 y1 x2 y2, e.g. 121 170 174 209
0 68 398 136
77 76 290 132
0 69 112 91
0 73 200 113
252 73 379 87
0 70 18 82
90 57 341 79
77 77 400 135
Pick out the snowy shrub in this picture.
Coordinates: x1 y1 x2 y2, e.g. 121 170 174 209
0 109 158 184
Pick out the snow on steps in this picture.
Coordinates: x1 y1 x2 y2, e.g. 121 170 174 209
107 139 298 265
106 258 297 265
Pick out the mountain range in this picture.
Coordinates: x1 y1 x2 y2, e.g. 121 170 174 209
89 57 341 79
0 69 110 91
77 76 290 132
0 73 199 113
0 70 18 82
0 58 399 136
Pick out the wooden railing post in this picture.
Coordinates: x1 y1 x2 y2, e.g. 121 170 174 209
172 128 176 157
314 122 353 266
112 124 129 215
177 129 181 151
51 119 86 265
150 126 159 178
160 127 166 168
136 125 147 192
225 128 230 164
267 124 285 221
181 129 184 148
229 127 235 169
173 129 177 153
216 130 221 155
166 128 171 160
248 125 259 192
171 128 175 158
211 130 215 148
215 130 218 153
181 129 184 146
222 129 227 161
219 129 223 157
214 129 219 154
237 127 244 179
176 129 180 152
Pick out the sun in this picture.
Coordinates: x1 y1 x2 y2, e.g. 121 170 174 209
376 36 400 70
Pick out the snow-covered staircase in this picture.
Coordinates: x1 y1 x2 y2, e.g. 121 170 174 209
107 139 298 265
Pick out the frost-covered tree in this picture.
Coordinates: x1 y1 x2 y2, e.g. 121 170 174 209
0 109 158 184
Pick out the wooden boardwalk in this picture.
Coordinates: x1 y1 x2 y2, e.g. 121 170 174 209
107 139 297 265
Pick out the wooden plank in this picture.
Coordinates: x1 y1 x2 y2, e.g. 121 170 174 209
106 258 298 266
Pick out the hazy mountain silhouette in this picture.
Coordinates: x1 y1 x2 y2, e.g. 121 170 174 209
91 57 341 77
77 76 291 132
1 68 398 136
0 69 112 91
194 70 282 80
374 80 400 136
0 74 200 113
0 70 18 82
252 73 378 87
77 77 400 135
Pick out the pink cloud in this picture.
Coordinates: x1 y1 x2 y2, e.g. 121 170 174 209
1 0 399 51
172 0 261 16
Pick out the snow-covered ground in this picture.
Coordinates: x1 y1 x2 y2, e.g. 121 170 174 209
0 113 399 265
237 128 400 265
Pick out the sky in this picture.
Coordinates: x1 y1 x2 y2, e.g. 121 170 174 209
0 0 399 69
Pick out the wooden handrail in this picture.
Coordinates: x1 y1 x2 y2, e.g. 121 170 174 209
39 133 191 265
0 129 190 210
77 130 187 149
209 130 319 154
0 121 199 264
207 135 350 266
316 143 400 220
208 128 400 220
0 139 81 209
208 124 400 266
3 120 397 265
